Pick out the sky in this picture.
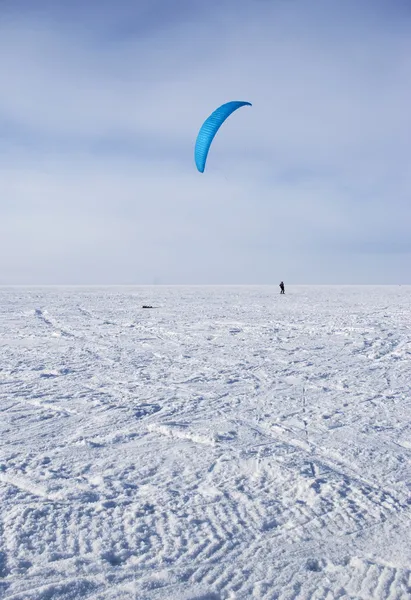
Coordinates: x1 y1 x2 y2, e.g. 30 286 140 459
0 0 410 285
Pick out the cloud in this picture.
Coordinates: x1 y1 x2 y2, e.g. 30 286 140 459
0 0 410 283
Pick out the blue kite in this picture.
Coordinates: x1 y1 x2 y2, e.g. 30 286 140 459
194 101 252 173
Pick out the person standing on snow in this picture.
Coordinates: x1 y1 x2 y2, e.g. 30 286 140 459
279 281 285 294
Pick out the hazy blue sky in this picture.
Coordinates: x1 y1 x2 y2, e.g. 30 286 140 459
1 0 410 284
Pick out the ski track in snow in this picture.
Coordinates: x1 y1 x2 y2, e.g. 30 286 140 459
0 285 411 599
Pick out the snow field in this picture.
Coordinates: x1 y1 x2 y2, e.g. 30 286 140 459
0 285 411 599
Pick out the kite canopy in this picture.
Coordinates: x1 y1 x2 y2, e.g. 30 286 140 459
194 101 252 173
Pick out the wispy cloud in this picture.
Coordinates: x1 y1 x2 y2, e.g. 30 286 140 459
0 0 410 284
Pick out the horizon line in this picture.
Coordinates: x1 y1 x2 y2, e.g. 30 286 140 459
0 283 409 288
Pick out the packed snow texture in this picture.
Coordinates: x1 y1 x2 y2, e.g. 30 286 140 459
1 285 411 600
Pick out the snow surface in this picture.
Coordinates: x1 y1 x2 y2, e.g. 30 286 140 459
1 285 411 600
